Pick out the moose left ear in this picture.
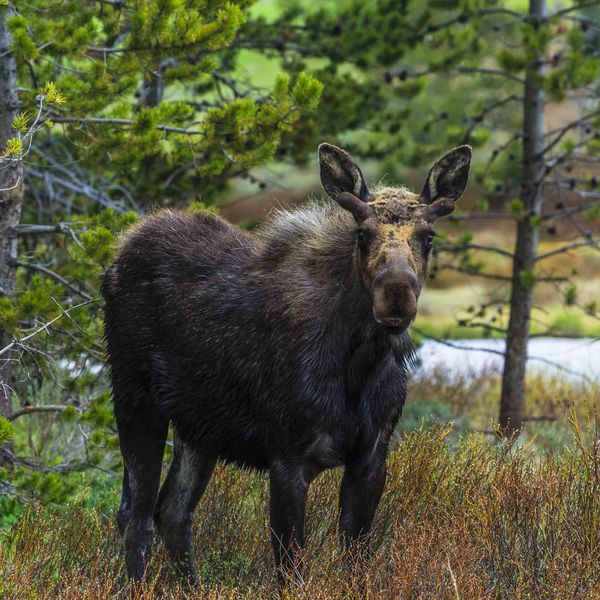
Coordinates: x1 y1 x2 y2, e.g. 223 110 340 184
420 146 472 210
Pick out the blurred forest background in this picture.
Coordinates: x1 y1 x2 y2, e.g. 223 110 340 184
0 1 599 597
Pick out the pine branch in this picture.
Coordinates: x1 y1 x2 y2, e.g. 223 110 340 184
550 1 600 19
539 109 600 158
455 67 525 84
0 299 97 358
51 116 203 135
486 133 523 170
479 7 525 19
17 261 94 301
542 196 600 220
448 212 517 222
463 95 521 144
94 0 127 8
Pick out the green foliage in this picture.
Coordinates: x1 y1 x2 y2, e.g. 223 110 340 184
496 48 526 73
550 310 585 336
397 398 457 434
4 0 324 504
519 269 536 288
0 417 14 445
508 198 525 217
564 284 578 306
4 0 600 517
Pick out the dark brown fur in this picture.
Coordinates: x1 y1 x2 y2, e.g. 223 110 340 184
103 143 471 583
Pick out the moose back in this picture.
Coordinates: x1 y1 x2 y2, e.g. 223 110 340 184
103 143 471 582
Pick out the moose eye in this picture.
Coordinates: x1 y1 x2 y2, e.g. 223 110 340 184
423 230 436 253
356 228 372 250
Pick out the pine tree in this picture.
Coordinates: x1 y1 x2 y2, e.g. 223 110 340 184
0 0 321 496
248 0 600 435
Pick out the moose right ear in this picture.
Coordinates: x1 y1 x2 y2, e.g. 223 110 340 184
318 143 371 202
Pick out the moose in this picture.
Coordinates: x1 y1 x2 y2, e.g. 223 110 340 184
103 143 471 582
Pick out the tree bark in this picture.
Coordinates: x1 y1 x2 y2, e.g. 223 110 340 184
499 0 546 436
0 6 23 419
138 67 163 208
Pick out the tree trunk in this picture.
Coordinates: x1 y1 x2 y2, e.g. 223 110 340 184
499 0 546 436
138 67 163 208
0 6 23 419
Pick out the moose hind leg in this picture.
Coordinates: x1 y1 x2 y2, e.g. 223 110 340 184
117 401 168 581
155 436 216 582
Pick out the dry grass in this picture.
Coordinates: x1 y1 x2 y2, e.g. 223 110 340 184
1 419 599 599
407 368 600 450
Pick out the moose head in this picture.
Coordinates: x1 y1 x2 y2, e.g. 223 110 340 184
319 143 471 333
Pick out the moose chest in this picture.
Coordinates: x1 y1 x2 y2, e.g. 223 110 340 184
291 334 409 470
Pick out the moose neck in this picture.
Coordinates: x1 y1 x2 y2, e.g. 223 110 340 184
257 204 385 345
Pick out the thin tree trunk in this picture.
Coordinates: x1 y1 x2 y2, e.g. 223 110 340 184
499 0 546 436
0 6 23 419
138 67 163 208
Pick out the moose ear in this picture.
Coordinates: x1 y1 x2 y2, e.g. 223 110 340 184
318 143 370 202
420 146 472 211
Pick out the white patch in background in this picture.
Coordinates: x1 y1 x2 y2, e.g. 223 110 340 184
415 337 600 382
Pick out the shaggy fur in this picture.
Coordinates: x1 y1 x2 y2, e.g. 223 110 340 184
103 143 471 583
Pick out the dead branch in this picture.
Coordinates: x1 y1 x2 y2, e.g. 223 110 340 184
9 404 70 421
535 239 600 262
437 243 514 259
0 298 98 358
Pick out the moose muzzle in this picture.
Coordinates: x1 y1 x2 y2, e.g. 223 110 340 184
371 266 419 332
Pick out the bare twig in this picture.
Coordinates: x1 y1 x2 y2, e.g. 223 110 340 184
539 109 600 157
9 404 70 421
535 239 600 262
522 415 556 422
0 298 98 358
412 328 597 382
437 243 514 259
26 167 130 213
17 222 78 236
437 264 512 281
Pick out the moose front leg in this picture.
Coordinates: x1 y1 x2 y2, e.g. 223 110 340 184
268 461 310 581
338 455 387 549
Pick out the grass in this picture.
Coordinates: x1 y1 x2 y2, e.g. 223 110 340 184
2 370 598 598
1 412 599 598
407 367 600 450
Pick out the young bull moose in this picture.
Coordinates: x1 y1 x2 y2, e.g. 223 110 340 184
103 143 471 582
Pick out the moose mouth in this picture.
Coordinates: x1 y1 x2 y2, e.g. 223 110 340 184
374 315 416 335
375 318 409 335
